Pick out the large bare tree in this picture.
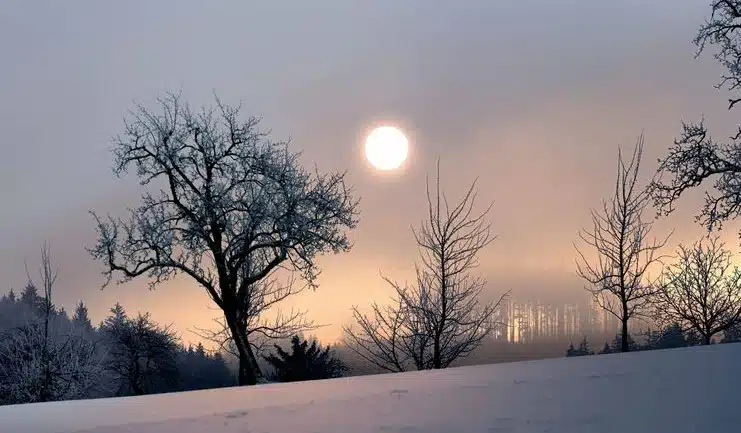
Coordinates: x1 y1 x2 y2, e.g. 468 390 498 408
344 161 506 371
653 236 741 345
575 135 671 352
651 1 741 233
89 93 359 385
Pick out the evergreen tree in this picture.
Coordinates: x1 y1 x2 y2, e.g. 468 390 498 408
722 322 741 343
20 282 45 314
264 336 346 382
566 342 577 357
657 323 687 349
577 336 592 355
598 342 612 355
72 301 93 331
566 336 592 357
177 344 235 391
644 325 683 351
20 282 38 305
611 332 639 352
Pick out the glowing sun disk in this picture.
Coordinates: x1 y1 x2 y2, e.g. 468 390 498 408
364 126 409 170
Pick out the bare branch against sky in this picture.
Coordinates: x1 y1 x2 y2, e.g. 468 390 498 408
652 0 741 237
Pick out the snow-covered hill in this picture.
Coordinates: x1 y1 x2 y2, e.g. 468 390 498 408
2 343 740 433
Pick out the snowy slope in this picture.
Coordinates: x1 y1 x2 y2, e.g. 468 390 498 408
2 343 740 433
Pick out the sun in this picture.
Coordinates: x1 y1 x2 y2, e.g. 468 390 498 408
364 126 409 171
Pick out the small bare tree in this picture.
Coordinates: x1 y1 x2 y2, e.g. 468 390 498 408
89 92 359 386
653 236 741 345
0 243 103 404
575 135 671 352
35 241 56 402
344 160 507 371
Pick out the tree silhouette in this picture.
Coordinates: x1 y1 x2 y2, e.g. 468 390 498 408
652 236 741 345
646 323 687 350
651 1 741 237
100 304 180 396
566 336 592 357
598 342 612 355
610 332 639 353
575 135 671 352
88 92 359 385
344 161 507 371
72 301 93 332
177 343 235 390
721 321 741 343
263 335 346 382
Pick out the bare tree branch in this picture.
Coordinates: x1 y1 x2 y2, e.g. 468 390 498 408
650 1 741 235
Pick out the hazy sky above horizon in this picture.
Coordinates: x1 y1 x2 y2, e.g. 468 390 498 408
1 1 739 345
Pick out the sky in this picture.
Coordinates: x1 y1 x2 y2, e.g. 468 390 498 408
1 0 738 345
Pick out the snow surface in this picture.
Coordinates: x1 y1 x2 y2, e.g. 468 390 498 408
2 343 740 433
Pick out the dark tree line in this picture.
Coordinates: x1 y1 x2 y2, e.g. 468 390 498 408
0 245 237 405
0 245 104 405
0 291 236 405
0 244 356 406
565 319 740 359
0 283 341 405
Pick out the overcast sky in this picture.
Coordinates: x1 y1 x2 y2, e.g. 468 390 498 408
1 1 737 344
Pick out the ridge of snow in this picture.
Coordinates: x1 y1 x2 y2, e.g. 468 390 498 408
2 343 739 433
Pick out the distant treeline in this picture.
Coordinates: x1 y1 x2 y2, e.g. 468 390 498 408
0 283 234 405
0 283 346 406
565 322 741 358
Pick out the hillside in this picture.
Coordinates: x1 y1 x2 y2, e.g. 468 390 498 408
2 343 740 433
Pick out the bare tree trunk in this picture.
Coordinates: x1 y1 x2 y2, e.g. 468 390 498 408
195 276 313 385
224 312 259 386
621 302 629 353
